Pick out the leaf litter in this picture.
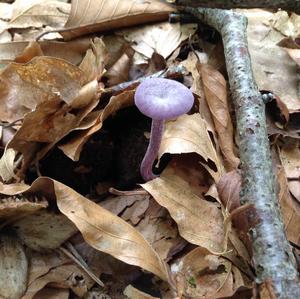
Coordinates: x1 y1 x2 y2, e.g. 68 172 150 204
0 1 298 298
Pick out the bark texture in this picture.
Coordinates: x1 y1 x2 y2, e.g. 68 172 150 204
184 7 300 298
174 0 300 13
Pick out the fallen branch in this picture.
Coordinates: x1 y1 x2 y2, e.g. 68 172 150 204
170 0 300 13
184 7 299 297
103 65 185 97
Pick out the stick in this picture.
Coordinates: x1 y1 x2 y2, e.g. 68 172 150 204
169 0 300 14
184 7 299 297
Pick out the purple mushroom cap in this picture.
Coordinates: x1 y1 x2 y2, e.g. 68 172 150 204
134 78 194 120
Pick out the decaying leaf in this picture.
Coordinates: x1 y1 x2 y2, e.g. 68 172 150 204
0 147 17 182
23 264 92 299
62 0 175 40
59 89 135 160
0 194 48 220
142 166 225 254
53 179 169 281
119 22 197 59
245 9 299 111
279 146 300 203
159 113 224 181
199 63 239 170
172 247 248 299
79 37 109 82
124 284 160 299
12 210 77 251
278 166 300 247
10 0 70 30
0 234 28 299
0 56 93 123
0 39 91 65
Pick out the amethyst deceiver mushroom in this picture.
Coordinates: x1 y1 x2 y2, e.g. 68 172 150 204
134 78 194 181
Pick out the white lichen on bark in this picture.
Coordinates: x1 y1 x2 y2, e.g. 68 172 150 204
184 7 300 298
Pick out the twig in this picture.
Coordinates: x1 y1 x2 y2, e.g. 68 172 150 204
102 65 186 97
184 7 299 298
169 0 300 13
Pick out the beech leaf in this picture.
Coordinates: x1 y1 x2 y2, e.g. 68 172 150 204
159 113 224 181
62 0 175 40
199 63 239 170
53 180 169 281
142 167 225 254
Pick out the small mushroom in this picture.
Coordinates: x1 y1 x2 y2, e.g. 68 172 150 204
134 78 194 181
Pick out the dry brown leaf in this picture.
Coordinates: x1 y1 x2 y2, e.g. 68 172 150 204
279 146 300 203
0 56 93 123
12 210 77 251
245 9 299 112
53 179 169 281
278 166 300 247
0 177 168 281
14 41 44 63
0 195 47 220
59 89 135 160
105 51 133 86
23 264 92 299
0 234 28 299
119 22 197 59
268 11 300 40
285 48 300 66
79 37 108 82
0 147 17 182
172 247 245 299
124 285 160 299
159 113 224 181
33 288 69 299
142 166 225 254
10 0 70 30
26 250 69 286
62 0 175 40
199 63 239 170
0 39 91 65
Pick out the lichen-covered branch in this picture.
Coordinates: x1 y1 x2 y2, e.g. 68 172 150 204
184 7 299 298
173 0 300 13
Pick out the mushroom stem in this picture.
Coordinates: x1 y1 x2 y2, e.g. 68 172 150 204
141 119 164 181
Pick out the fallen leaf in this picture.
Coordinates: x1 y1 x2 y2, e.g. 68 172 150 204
245 9 299 111
26 250 69 286
105 50 133 86
0 147 17 182
119 22 197 59
12 210 77 251
53 179 169 281
0 56 93 123
79 37 108 82
62 0 175 40
33 288 69 299
142 166 225 254
277 166 300 247
0 194 48 219
23 264 92 299
279 146 300 203
172 247 246 299
0 234 28 299
159 113 224 181
10 0 70 30
199 63 239 170
124 284 160 299
285 48 300 66
59 89 134 160
0 39 91 65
